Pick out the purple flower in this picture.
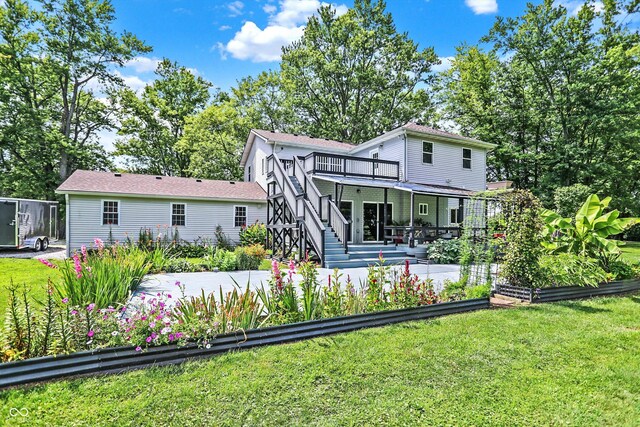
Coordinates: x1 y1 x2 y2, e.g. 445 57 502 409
86 303 96 312
175 281 181 287
71 309 78 315
61 297 69 304
146 336 152 343
87 330 95 338
135 346 142 352
168 334 175 341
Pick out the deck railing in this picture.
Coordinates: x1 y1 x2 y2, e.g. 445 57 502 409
304 152 399 180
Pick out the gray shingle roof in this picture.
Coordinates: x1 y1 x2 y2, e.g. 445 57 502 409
57 170 266 201
252 129 355 151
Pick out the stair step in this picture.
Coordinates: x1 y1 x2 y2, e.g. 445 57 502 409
325 257 417 269
325 248 347 255
325 254 350 261
348 250 408 260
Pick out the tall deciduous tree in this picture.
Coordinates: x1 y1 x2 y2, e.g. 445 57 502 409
115 59 212 176
280 0 439 143
177 99 249 181
0 0 148 199
439 0 640 211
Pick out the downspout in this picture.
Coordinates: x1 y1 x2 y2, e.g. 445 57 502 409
402 132 408 182
65 193 70 257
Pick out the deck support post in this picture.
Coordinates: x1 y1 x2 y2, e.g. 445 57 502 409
436 196 440 238
383 188 388 246
410 192 415 248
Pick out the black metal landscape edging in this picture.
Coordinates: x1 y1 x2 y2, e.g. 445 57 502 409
495 279 640 303
0 298 489 389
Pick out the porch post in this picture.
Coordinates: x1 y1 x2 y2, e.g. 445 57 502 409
458 198 464 237
383 188 388 246
334 182 338 202
410 192 415 248
435 196 440 237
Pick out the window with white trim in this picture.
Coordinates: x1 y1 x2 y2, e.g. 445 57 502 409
171 203 186 226
370 149 379 171
449 208 459 225
422 141 433 164
234 206 247 227
463 148 472 169
247 166 252 181
102 201 119 225
419 203 429 216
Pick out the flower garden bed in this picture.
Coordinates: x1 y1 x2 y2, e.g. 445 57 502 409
495 279 640 303
0 297 489 389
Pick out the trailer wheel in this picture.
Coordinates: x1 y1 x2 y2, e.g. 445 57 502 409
41 238 49 251
33 239 43 252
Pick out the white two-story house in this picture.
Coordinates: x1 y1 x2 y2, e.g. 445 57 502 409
240 122 496 268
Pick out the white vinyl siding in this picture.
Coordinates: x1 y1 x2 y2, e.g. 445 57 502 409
67 195 266 253
405 136 486 190
349 135 406 180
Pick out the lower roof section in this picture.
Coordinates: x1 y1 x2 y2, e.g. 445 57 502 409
312 175 476 198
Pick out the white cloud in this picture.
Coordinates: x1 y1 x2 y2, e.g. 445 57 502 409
555 1 604 15
219 25 232 31
124 57 161 74
432 56 454 73
227 1 244 17
220 0 348 62
465 0 498 15
263 4 277 14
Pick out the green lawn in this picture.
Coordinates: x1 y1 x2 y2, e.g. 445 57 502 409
621 241 640 263
0 258 60 319
2 294 639 426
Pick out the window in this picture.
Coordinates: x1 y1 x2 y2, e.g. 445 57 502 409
370 149 379 171
422 141 433 164
419 203 429 216
102 200 119 225
247 166 252 182
261 158 265 175
171 203 186 226
449 208 459 225
463 148 472 169
234 206 247 227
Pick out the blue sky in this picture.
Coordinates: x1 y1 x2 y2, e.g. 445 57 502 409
109 0 578 92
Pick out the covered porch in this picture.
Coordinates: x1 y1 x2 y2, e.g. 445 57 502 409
312 176 476 247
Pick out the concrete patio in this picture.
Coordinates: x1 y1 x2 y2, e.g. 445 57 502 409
135 263 462 300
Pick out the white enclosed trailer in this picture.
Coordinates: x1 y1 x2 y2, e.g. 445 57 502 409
0 198 59 251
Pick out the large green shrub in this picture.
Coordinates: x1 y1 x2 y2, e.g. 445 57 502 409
499 190 544 288
426 238 461 264
208 249 237 271
239 222 267 247
235 244 266 270
538 254 610 288
553 184 593 218
541 194 639 269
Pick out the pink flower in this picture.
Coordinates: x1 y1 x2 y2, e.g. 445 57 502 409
72 253 82 278
38 258 57 269
145 336 152 343
87 330 94 338
94 238 104 251
61 297 69 303
71 309 78 315
81 245 88 263
86 303 96 312
135 346 142 352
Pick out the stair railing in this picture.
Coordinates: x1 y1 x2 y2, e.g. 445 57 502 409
293 156 349 253
270 153 326 264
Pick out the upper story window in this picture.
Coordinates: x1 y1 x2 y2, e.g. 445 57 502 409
369 149 379 160
419 203 429 216
102 200 119 225
171 203 186 226
234 206 247 227
247 165 252 181
463 148 472 169
422 141 433 164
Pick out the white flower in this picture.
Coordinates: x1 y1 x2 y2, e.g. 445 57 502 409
205 343 211 349
111 331 119 336
161 327 172 335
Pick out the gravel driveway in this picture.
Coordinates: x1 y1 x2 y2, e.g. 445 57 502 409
0 243 66 260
